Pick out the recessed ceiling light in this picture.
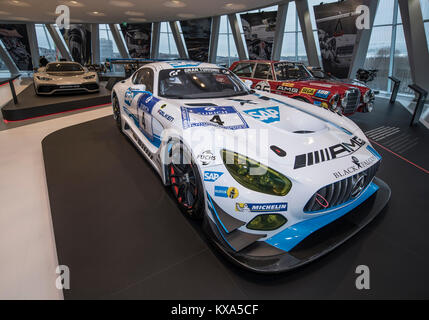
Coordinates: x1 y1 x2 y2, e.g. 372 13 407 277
124 11 145 17
223 3 246 10
13 16 30 21
109 0 135 7
7 0 30 7
88 11 106 16
63 1 84 7
129 17 147 22
177 13 196 19
163 1 186 8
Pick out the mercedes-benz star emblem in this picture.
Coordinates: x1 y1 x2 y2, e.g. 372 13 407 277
352 156 362 168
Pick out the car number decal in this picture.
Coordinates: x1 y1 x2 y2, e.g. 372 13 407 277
180 106 249 130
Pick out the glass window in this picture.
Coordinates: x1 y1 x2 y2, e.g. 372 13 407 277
393 25 412 95
421 0 429 20
133 68 154 92
274 62 312 81
374 0 395 26
99 24 121 63
364 25 392 92
232 62 255 77
281 32 296 61
297 32 308 64
285 1 296 32
253 63 273 79
35 24 60 64
425 22 429 46
0 55 8 72
159 22 179 59
216 15 239 67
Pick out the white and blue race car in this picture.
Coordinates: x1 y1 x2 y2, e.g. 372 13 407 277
111 61 390 273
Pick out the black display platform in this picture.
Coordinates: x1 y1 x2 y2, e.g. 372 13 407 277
1 83 111 121
42 99 429 299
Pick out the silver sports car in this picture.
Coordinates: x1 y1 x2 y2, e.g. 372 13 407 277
33 61 100 95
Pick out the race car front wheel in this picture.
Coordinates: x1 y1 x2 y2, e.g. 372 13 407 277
112 95 122 131
168 143 204 220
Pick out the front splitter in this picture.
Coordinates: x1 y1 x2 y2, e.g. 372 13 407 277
204 177 391 274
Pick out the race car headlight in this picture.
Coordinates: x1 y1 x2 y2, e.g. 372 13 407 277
329 94 341 112
363 89 375 103
36 76 52 81
221 150 292 196
247 214 287 231
83 74 96 80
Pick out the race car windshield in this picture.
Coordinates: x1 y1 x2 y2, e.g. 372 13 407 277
158 68 250 99
46 63 83 72
274 63 312 81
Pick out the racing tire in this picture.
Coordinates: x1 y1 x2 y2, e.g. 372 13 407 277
167 142 204 220
112 95 122 131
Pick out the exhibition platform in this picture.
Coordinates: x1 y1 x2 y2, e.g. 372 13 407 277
41 98 429 299
1 84 111 122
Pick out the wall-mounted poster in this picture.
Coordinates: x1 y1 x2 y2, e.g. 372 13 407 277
0 24 33 70
120 23 152 59
240 11 277 60
180 18 211 62
314 0 370 78
60 24 92 65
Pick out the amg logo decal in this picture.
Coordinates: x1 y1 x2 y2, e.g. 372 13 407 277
294 136 366 169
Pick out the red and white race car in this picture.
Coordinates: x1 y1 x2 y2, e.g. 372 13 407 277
229 60 375 116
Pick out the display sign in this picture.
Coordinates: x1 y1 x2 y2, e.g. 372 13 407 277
313 0 370 79
240 11 277 60
0 24 33 70
120 23 152 59
60 24 92 65
180 18 212 62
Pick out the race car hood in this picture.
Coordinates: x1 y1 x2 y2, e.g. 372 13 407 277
45 71 86 77
170 91 375 185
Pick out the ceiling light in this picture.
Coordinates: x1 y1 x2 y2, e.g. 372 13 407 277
223 3 246 10
163 1 186 8
13 16 30 21
0 11 11 15
64 1 84 7
109 0 135 7
129 17 147 22
124 11 145 17
88 11 106 16
7 0 31 7
177 13 196 19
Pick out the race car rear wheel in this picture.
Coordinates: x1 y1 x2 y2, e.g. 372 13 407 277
112 95 122 131
168 143 204 220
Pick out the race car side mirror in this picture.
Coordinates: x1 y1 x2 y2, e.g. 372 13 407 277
243 79 253 90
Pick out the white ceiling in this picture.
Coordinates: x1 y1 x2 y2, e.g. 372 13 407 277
0 0 284 23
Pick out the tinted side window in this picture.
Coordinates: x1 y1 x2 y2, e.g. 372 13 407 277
133 68 154 92
232 63 255 77
253 64 273 80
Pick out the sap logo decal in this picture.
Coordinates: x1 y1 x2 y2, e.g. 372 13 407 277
124 88 133 106
243 106 280 123
235 202 288 213
204 171 224 182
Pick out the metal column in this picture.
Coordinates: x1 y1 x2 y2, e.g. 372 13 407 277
228 13 248 60
296 0 320 67
0 40 20 75
208 16 221 63
272 2 289 61
109 24 131 59
398 0 429 94
169 21 188 59
90 24 100 64
45 24 73 61
26 23 40 69
151 22 161 59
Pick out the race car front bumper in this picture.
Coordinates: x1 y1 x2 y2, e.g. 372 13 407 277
204 177 390 273
35 82 99 95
